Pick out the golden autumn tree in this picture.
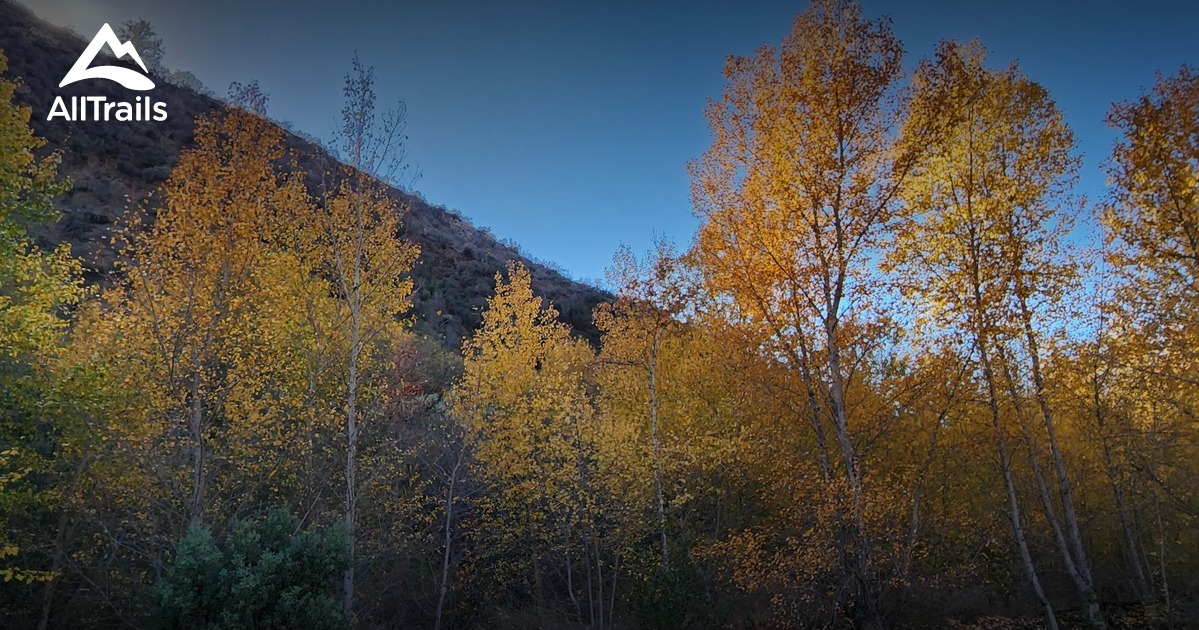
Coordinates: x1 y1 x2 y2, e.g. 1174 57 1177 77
0 48 83 594
60 77 419 621
1101 65 1199 608
892 40 1101 628
1105 66 1199 301
43 102 352 623
78 106 314 539
453 262 619 626
1050 314 1155 602
599 280 841 624
316 56 419 614
594 241 688 571
594 243 743 623
1103 66 1199 399
0 51 77 364
688 0 909 623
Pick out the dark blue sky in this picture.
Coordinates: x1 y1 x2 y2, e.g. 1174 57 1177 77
27 0 1199 282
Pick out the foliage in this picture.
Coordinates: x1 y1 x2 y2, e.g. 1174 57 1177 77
0 48 83 599
3 4 1199 629
155 508 351 629
116 19 165 76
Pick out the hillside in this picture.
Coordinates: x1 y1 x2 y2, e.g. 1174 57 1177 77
0 0 608 347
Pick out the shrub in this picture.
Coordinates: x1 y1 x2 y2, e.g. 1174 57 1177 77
155 508 351 629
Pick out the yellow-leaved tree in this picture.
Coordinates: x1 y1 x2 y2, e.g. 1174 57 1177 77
314 56 420 614
893 40 1098 628
593 241 687 571
688 0 909 623
74 106 318 575
453 262 619 627
1102 65 1199 609
0 48 83 597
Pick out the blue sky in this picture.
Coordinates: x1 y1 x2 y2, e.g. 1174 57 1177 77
26 0 1199 282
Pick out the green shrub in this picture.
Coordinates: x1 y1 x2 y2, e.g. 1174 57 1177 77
155 508 351 629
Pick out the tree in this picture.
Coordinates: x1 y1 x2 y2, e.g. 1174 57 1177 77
893 40 1099 627
228 80 269 117
1102 65 1199 612
116 19 165 77
595 251 758 625
0 46 79 375
166 70 206 92
115 19 210 92
1105 66 1199 283
453 263 617 626
318 56 419 615
594 241 688 572
688 0 908 623
54 56 420 626
0 48 83 598
1104 66 1199 380
72 105 321 599
156 507 351 629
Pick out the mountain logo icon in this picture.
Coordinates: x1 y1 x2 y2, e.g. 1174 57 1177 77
60 23 155 91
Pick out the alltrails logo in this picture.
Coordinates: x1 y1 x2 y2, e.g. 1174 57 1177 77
48 23 168 122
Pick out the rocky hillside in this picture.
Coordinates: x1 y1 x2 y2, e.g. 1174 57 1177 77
0 0 608 346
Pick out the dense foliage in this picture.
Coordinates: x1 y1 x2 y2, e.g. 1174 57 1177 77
1 2 1198 628
156 509 351 629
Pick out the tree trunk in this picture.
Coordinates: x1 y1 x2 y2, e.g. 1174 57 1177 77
649 328 670 571
37 458 90 630
1154 495 1170 612
434 446 464 630
1102 434 1151 600
997 349 1092 602
824 309 880 627
188 370 205 528
1016 295 1105 628
342 300 361 616
978 339 1059 630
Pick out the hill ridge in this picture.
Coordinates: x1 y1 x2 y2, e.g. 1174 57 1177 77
0 0 608 346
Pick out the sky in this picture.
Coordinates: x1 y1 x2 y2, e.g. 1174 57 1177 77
23 0 1199 283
